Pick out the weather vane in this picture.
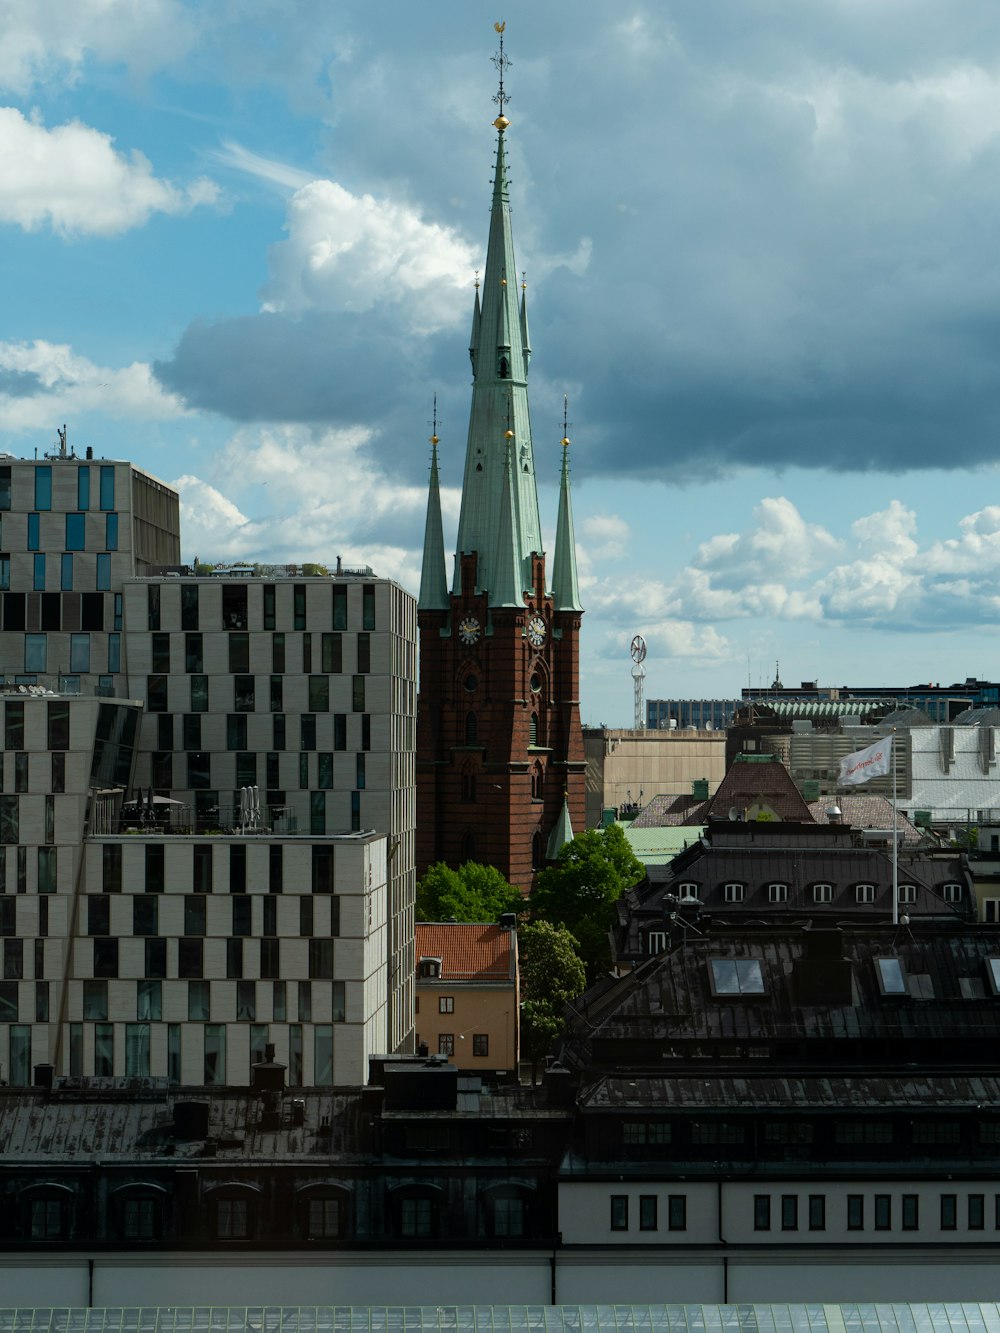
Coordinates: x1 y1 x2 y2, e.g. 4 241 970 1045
492 21 511 122
430 392 439 446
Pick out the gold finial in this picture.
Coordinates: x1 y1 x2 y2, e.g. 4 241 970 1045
521 270 527 290
430 393 440 448
492 20 511 127
504 429 515 439
474 269 480 290
501 276 507 286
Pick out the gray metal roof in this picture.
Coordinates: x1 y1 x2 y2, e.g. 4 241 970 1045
3 1308 1000 1333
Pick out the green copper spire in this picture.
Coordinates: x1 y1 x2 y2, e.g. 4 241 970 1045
551 399 583 613
491 432 522 608
418 406 449 612
452 34 542 604
545 792 575 861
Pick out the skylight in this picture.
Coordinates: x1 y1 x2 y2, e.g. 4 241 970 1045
710 959 765 996
876 957 907 995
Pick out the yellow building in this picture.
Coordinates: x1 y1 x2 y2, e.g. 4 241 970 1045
415 922 519 1074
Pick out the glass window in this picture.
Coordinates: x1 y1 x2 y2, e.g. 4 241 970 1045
122 1196 158 1241
65 513 85 550
227 715 247 750
0 468 8 511
874 1194 891 1230
941 1193 957 1229
754 1195 771 1230
229 633 250 673
192 846 212 895
318 753 333 789
145 937 167 979
272 632 285 672
96 553 111 590
610 1194 628 1231
273 713 286 750
270 675 283 711
309 676 329 711
181 583 198 630
969 1193 985 1230
47 700 70 749
294 584 307 630
33 553 45 591
35 466 52 510
69 633 90 673
877 957 907 995
204 1024 226 1085
639 1195 657 1231
334 714 347 750
227 937 243 979
95 1023 114 1076
185 633 203 673
309 939 333 979
808 1194 825 1230
178 938 203 978
77 466 90 510
710 959 765 995
333 585 347 630
902 1194 919 1230
223 585 248 630
145 843 164 894
183 714 201 750
362 583 375 630
187 752 210 788
301 714 316 750
83 978 108 1020
188 979 210 1020
332 980 346 1022
190 674 208 710
781 1195 798 1230
234 675 254 711
263 584 275 630
26 513 39 551
322 633 342 672
352 675 365 712
0 553 9 590
847 1195 864 1230
105 512 118 550
99 465 114 510
185 895 207 936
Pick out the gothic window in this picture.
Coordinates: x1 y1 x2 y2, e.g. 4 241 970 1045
461 769 477 803
531 763 543 801
465 712 478 745
498 356 509 379
529 712 538 746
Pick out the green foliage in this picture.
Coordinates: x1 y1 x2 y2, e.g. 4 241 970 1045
530 824 645 981
301 562 330 576
415 861 523 923
518 919 586 1079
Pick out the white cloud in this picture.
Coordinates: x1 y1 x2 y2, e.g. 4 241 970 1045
0 0 196 94
211 140 314 193
0 339 188 432
0 108 219 237
694 496 839 585
581 513 630 560
261 179 478 332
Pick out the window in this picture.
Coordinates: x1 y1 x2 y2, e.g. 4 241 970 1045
121 1196 159 1242
145 937 166 979
809 1195 826 1230
610 1195 628 1231
847 1195 864 1230
767 882 789 903
357 633 370 674
876 956 907 995
96 553 111 590
333 585 347 630
835 1121 893 1144
472 1034 489 1057
222 584 248 630
272 632 285 673
691 1122 745 1145
65 513 85 550
261 939 280 980
813 882 833 904
309 939 333 979
941 1194 957 1230
105 513 118 550
233 895 252 935
723 883 745 903
204 1024 226 1085
709 959 765 995
874 1194 891 1230
309 676 329 711
399 1195 433 1238
352 675 365 712
306 1195 343 1240
25 634 46 673
913 1120 961 1145
77 466 90 510
647 930 667 954
179 938 203 979
227 937 244 979
856 883 877 904
99 465 114 510
438 1034 454 1056
902 1194 919 1230
35 466 52 510
83 979 108 1020
492 1194 524 1238
639 1196 657 1231
137 979 161 1021
188 979 210 1021
439 996 454 1014
754 1195 771 1230
69 633 90 673
969 1194 985 1230
181 583 199 630
269 845 283 895
133 897 157 936
47 700 70 750
941 882 965 903
216 1196 250 1240
60 553 73 590
668 1195 686 1230
312 845 334 894
898 883 917 904
102 843 122 893
0 553 9 590
28 1195 66 1240
322 633 342 672
237 980 255 1020
293 584 307 630
781 1195 798 1230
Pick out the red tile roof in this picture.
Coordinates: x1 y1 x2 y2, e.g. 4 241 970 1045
415 923 515 982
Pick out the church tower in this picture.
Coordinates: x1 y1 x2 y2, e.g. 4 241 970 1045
415 26 586 890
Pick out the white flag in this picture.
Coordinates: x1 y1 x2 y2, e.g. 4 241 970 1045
839 735 892 786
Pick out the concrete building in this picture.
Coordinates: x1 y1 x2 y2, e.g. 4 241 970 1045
584 726 726 830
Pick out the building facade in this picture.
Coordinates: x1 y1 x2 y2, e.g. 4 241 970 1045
414 921 519 1073
415 75 585 891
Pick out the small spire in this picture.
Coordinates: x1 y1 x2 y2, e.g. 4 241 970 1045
519 271 531 367
551 395 583 614
490 432 522 608
418 395 449 613
545 793 575 861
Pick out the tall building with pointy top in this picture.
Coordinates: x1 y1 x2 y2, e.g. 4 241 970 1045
416 29 585 890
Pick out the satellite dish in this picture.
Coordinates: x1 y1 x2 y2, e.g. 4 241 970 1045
728 806 739 821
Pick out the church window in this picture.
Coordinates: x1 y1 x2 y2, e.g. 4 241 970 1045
529 712 538 745
461 770 476 803
531 763 543 801
465 712 478 745
498 356 509 379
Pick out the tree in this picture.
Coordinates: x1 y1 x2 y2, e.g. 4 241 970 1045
530 824 645 981
518 919 586 1082
301 562 330 576
415 861 523 923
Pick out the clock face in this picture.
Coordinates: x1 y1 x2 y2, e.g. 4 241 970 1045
458 615 481 645
526 614 546 648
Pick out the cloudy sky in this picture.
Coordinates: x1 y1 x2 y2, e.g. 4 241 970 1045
5 0 1000 725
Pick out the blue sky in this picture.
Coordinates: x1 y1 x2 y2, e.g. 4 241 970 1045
4 1 1000 726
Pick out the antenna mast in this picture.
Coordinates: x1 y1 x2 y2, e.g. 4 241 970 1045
630 635 647 730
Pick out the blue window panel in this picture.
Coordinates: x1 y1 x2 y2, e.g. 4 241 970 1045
105 512 118 551
69 634 90 673
33 554 45 591
99 466 114 511
77 467 90 510
24 635 46 672
60 554 73 591
96 553 111 591
27 514 39 551
0 469 10 511
65 513 85 550
113 593 122 631
107 633 121 674
34 467 52 511
0 555 9 591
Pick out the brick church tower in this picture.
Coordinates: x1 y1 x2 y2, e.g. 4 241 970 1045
415 35 586 891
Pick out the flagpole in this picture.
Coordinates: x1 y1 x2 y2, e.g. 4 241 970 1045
892 727 898 927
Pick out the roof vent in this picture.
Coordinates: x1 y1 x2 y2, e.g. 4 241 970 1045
826 805 842 823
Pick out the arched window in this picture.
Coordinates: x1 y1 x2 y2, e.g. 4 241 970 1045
481 1184 534 1238
112 1183 167 1242
465 712 478 745
297 1185 351 1241
207 1185 261 1241
391 1185 443 1239
498 356 509 379
461 769 477 803
531 763 543 801
529 712 538 746
20 1184 74 1241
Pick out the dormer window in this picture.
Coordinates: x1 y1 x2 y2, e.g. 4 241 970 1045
647 931 667 955
897 884 917 904
723 883 745 904
767 883 789 904
812 883 833 904
855 883 876 904
676 882 699 900
941 882 964 903
419 958 442 979
984 958 1000 996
